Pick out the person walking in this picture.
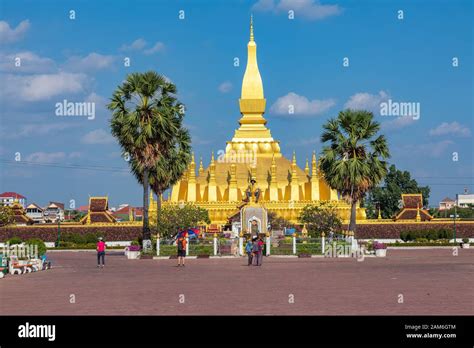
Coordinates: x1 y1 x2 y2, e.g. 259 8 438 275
245 238 253 266
97 237 106 268
177 235 187 267
252 237 262 266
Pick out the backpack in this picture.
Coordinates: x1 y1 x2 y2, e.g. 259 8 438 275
252 242 259 253
177 239 185 251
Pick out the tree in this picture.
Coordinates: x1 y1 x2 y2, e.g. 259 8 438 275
0 205 14 227
157 204 210 239
131 128 192 234
364 164 431 219
267 211 293 231
109 71 184 249
299 202 342 237
319 109 390 233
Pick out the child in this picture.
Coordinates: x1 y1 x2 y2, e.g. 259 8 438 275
177 236 187 267
245 239 253 266
97 237 106 268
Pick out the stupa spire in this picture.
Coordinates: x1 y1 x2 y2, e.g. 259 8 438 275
227 16 281 158
250 14 254 42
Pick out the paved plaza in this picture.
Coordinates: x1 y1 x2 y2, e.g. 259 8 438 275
0 249 472 315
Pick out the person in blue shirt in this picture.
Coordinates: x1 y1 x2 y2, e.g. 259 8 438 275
245 238 254 266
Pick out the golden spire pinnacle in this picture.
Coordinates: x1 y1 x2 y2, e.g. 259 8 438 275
250 14 254 42
305 158 309 176
188 152 196 182
291 151 298 182
311 151 318 177
198 156 204 176
209 151 216 184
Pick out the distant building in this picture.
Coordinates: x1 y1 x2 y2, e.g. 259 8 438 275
439 197 456 211
43 202 65 223
395 194 432 221
456 194 474 208
111 204 143 221
0 192 26 208
25 203 44 223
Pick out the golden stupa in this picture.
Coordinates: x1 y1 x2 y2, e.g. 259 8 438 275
152 17 366 226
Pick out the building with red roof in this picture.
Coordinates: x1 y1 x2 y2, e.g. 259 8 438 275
0 192 27 208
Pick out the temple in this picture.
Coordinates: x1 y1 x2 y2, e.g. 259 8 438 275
152 17 366 227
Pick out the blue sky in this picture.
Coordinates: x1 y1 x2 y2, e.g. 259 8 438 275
0 0 472 208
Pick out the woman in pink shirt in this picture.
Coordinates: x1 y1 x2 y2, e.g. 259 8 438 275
97 237 106 268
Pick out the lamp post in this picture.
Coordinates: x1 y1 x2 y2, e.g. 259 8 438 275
450 205 459 244
453 205 457 243
56 216 61 247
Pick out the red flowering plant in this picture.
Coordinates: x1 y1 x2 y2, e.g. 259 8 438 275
373 241 387 250
126 245 141 252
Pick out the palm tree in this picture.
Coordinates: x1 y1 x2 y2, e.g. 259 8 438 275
109 71 183 247
319 109 390 233
130 127 191 233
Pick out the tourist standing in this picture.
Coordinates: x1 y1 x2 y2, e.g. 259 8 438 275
245 238 253 266
97 237 106 268
252 237 262 266
177 236 187 267
257 237 264 266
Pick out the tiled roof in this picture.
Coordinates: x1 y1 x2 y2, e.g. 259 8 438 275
49 201 65 210
440 197 455 203
0 192 26 199
26 203 43 210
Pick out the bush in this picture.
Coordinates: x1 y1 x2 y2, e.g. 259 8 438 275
61 232 100 245
7 236 22 245
25 238 47 257
462 238 469 244
400 229 453 242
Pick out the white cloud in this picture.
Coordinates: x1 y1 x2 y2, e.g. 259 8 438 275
344 90 389 113
429 122 471 137
64 53 115 72
120 38 147 51
218 81 233 93
0 19 30 44
81 129 115 144
2 72 90 102
121 38 165 55
4 123 78 139
144 42 165 55
270 92 335 116
381 116 417 131
252 0 342 20
26 152 66 163
0 51 56 73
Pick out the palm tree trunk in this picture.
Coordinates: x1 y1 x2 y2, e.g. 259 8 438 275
349 200 357 233
143 168 150 242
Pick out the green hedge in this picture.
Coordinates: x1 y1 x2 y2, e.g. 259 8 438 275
400 229 453 242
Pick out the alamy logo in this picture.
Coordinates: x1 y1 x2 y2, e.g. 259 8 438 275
18 322 56 341
55 99 95 120
380 99 420 120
